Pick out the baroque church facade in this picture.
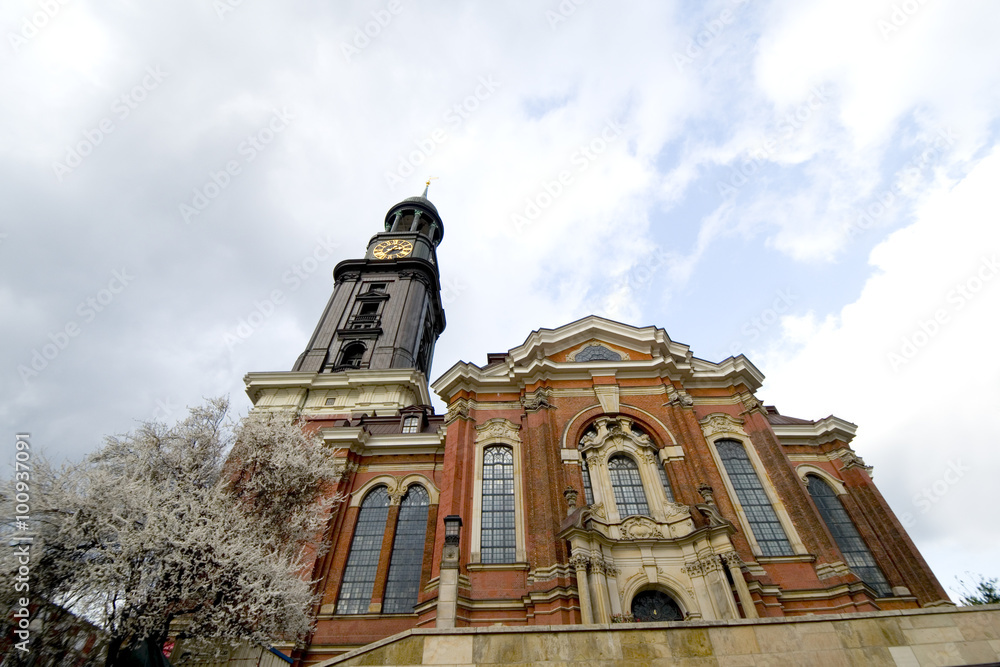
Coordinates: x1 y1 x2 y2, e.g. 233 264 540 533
241 192 951 665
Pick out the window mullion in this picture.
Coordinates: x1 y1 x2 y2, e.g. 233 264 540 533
370 503 401 613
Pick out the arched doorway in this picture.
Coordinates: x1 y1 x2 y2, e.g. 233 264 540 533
631 590 683 622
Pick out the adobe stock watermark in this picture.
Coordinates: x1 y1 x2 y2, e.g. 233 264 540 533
151 396 180 422
846 127 957 241
8 0 71 53
673 0 752 72
510 119 624 234
384 76 501 190
728 289 796 356
213 0 246 20
223 236 339 349
340 0 405 62
179 108 294 224
545 0 589 31
887 254 998 371
51 66 169 182
717 87 829 197
877 0 930 41
441 276 468 305
17 268 135 385
10 432 34 654
898 459 968 528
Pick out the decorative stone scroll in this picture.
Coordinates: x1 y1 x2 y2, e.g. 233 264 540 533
620 516 665 540
579 415 654 458
720 551 745 569
332 460 358 481
521 388 552 412
445 398 471 423
665 385 694 407
474 417 520 444
682 554 724 577
838 450 873 475
700 413 747 438
567 341 630 362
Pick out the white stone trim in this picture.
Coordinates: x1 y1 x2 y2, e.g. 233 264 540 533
349 474 439 507
795 464 847 495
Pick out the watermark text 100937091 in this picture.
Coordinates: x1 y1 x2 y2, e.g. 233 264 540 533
10 433 34 653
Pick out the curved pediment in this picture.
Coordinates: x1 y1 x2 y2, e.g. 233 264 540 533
431 315 765 401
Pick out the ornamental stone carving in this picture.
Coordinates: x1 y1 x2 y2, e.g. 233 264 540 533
445 398 471 423
700 413 746 438
666 385 694 407
332 460 358 481
662 501 692 522
521 388 552 411
579 415 656 458
475 417 520 443
569 554 591 570
682 554 724 577
721 551 745 569
739 392 765 415
567 341 630 362
839 450 873 475
620 516 664 540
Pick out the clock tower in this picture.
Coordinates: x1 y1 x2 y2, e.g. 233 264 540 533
292 190 445 377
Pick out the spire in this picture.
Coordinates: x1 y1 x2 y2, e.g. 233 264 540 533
422 176 438 199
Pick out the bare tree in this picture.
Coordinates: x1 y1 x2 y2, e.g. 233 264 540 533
1 399 344 666
955 573 1000 606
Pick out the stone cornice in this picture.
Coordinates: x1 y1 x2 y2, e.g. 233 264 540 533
771 416 857 446
245 368 433 408
431 317 764 401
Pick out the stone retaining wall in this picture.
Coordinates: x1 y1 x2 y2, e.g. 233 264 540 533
315 605 1000 666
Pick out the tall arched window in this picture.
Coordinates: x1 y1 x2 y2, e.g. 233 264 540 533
657 463 675 503
580 453 594 506
716 439 793 556
481 446 515 563
608 454 649 517
383 485 430 613
336 486 390 614
806 475 892 597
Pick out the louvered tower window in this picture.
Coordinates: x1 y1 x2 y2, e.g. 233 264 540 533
481 446 515 563
716 439 793 556
608 454 650 517
806 475 892 597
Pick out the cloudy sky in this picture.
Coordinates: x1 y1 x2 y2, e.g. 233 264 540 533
4 1 998 601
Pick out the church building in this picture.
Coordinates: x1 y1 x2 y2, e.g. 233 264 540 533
242 191 954 665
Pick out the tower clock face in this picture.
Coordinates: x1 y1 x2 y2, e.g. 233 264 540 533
372 239 414 260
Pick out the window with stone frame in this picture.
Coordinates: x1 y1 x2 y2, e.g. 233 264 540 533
608 454 650 517
656 462 675 503
715 439 793 557
336 484 431 614
806 475 892 597
480 445 516 563
382 485 431 613
401 415 420 434
580 452 594 505
336 486 390 614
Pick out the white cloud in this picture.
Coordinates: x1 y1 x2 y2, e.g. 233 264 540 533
761 147 1000 591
